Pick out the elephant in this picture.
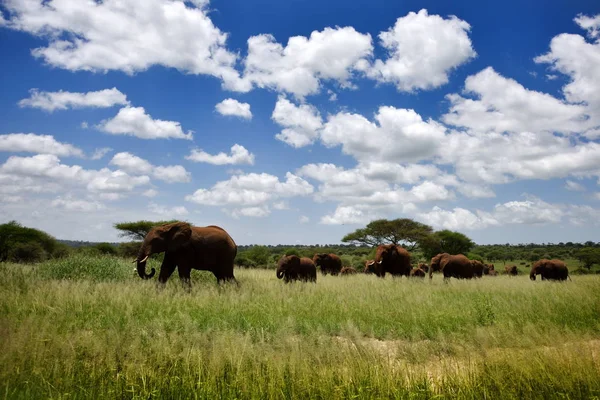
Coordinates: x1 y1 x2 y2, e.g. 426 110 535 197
340 266 358 275
409 267 426 278
418 263 429 273
504 265 518 276
373 244 412 278
313 253 342 275
134 222 237 287
429 253 474 280
364 260 376 274
470 260 485 278
276 255 317 283
530 259 570 281
487 269 498 276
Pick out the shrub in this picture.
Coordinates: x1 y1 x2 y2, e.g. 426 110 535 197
95 242 118 255
8 242 47 263
37 253 134 282
117 241 141 259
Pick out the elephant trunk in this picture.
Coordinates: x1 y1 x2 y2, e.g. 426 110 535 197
530 269 536 281
136 243 156 280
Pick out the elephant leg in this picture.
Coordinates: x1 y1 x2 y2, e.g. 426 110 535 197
158 252 177 285
177 263 192 290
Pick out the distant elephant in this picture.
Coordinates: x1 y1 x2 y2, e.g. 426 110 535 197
470 260 485 278
373 244 412 278
340 266 358 275
135 222 237 286
418 263 429 273
364 260 376 274
505 265 518 276
488 269 498 276
429 253 474 280
409 267 426 278
277 255 317 283
530 259 570 281
313 253 342 275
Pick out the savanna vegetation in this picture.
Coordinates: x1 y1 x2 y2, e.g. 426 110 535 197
1 219 600 399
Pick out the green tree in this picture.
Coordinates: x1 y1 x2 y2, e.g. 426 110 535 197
575 248 600 270
113 220 183 241
94 242 118 255
0 221 59 262
244 245 271 266
342 218 433 250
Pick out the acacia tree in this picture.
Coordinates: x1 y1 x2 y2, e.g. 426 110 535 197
113 220 183 241
341 218 434 250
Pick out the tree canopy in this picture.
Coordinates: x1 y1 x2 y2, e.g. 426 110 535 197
113 220 183 241
341 218 433 250
0 220 65 262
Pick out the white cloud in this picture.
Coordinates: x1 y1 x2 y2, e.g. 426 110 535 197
142 189 158 198
148 202 189 216
442 67 589 134
242 26 373 98
98 106 193 140
574 13 600 38
86 170 151 193
365 9 476 92
320 106 446 162
109 152 153 174
153 165 191 183
418 206 499 230
272 201 289 210
535 15 600 133
91 147 113 160
18 88 128 111
272 96 323 147
565 180 585 191
51 196 105 212
228 206 271 219
321 205 375 225
1 0 247 91
215 99 252 120
185 172 313 209
186 144 255 165
110 152 191 183
493 197 564 225
0 133 83 157
299 215 310 224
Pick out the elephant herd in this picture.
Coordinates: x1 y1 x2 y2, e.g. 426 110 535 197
133 222 571 287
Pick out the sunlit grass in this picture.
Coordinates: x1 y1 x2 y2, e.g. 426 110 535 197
1 257 599 399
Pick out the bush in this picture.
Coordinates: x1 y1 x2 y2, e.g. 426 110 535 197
0 221 60 262
235 254 257 268
95 243 118 255
8 242 48 263
37 253 135 282
117 241 142 259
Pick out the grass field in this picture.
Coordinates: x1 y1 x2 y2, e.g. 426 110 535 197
1 255 599 399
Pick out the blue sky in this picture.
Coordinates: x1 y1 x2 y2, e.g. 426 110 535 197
0 0 599 245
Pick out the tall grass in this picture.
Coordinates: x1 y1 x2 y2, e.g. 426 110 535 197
1 256 599 399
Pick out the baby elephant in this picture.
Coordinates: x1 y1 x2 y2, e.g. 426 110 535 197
340 266 358 275
409 267 426 278
504 265 518 276
276 255 317 283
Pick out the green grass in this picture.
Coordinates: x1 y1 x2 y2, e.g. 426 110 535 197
1 255 599 399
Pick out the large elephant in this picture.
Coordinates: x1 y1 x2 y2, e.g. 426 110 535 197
530 259 570 281
373 244 412 278
276 255 317 283
313 253 342 275
470 260 485 278
364 260 376 274
135 222 237 286
429 253 474 280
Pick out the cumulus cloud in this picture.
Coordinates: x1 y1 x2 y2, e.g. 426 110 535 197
365 9 476 92
272 96 323 147
242 26 373 98
110 152 191 183
185 172 313 214
565 180 585 191
215 99 252 120
18 88 128 111
51 196 105 212
321 205 377 225
1 0 247 91
91 147 113 160
442 67 589 134
227 206 271 219
320 106 446 162
148 202 189 216
535 14 600 132
98 106 193 140
186 144 255 165
0 133 83 157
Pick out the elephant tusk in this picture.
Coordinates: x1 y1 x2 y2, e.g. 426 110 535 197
377 260 383 264
137 255 149 263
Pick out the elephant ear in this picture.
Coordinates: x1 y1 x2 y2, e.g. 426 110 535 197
167 222 192 251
